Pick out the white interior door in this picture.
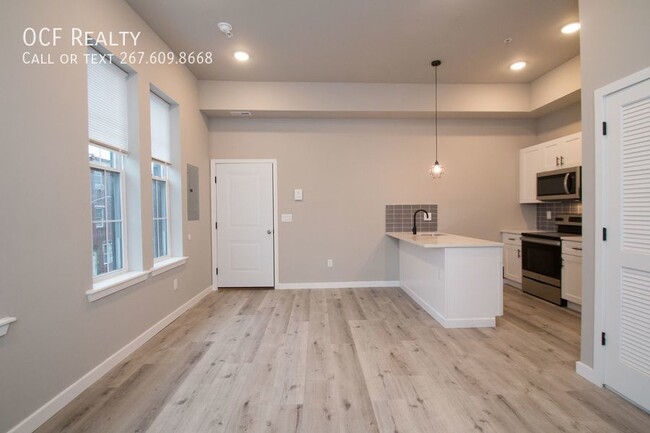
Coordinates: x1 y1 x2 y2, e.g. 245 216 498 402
604 76 650 411
216 163 274 287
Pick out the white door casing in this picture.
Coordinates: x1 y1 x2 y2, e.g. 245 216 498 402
601 75 650 411
214 162 275 288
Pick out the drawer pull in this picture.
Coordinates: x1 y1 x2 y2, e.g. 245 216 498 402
572 247 582 251
508 237 516 241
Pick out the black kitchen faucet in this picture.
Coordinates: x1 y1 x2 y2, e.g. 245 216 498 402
412 209 430 235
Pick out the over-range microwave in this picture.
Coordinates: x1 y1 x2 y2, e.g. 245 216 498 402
536 166 581 201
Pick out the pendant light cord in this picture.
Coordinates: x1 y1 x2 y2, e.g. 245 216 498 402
434 63 438 161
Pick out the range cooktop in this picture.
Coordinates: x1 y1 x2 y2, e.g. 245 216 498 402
522 231 581 240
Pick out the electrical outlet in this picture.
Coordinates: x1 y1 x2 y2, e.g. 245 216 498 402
327 259 333 268
173 279 178 290
281 213 293 223
546 211 552 220
423 213 432 221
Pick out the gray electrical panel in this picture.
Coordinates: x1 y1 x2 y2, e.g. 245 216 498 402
187 164 200 221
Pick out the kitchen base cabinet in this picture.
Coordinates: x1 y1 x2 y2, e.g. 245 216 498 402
562 240 582 305
502 232 522 284
387 232 503 328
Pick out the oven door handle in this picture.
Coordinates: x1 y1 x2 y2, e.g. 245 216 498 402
522 237 562 247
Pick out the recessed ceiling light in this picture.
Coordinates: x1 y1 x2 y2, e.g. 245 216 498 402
561 22 581 34
510 61 527 71
234 51 250 62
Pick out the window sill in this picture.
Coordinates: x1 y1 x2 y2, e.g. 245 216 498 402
151 256 188 276
86 271 149 302
0 317 17 337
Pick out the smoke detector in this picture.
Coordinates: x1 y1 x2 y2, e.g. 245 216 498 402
218 22 233 38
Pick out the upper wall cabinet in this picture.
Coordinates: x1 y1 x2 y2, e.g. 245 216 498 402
520 146 544 204
542 132 582 171
519 132 582 204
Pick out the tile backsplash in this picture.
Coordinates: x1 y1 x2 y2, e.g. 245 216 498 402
386 204 438 232
536 202 582 230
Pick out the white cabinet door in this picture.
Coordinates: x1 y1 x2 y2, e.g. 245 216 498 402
519 145 543 203
504 244 522 283
562 254 582 304
559 133 582 167
542 140 563 170
542 133 582 170
541 133 583 171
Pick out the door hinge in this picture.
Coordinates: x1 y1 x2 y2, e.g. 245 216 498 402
215 222 218 230
216 267 219 275
214 176 217 184
602 121 607 135
602 227 607 241
601 332 606 346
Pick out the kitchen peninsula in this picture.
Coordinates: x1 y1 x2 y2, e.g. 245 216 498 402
387 232 503 328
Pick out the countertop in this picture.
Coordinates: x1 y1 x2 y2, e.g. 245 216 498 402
386 232 503 249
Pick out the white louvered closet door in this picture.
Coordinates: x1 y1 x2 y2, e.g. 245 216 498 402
605 76 650 411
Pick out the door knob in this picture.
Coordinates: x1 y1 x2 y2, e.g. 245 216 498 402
267 230 273 234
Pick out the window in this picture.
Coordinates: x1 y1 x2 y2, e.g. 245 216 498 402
87 47 129 278
152 161 169 259
89 145 125 276
150 92 172 260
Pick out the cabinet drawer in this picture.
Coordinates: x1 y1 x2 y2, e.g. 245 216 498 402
501 233 521 246
562 241 583 257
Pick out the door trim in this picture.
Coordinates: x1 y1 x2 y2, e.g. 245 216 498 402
591 66 650 387
210 159 279 290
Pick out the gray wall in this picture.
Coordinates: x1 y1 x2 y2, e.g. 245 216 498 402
536 102 582 143
578 0 650 367
210 117 537 284
0 1 211 431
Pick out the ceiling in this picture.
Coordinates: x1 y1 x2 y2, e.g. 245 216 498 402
126 0 579 84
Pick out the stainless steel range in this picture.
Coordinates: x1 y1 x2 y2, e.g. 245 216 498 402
521 215 582 306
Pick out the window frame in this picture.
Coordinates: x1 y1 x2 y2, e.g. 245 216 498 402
151 160 171 262
89 143 128 281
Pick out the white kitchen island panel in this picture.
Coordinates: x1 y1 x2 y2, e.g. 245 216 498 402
388 233 503 328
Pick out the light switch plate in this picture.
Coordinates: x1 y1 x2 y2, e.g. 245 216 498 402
281 213 293 222
294 189 303 201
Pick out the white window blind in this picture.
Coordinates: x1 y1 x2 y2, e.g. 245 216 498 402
150 92 171 163
87 47 129 151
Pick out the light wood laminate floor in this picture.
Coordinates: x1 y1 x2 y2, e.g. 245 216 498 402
38 286 650 433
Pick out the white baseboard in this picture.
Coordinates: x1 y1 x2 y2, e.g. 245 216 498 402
503 279 522 290
576 361 603 386
401 283 496 329
8 285 213 433
275 280 399 290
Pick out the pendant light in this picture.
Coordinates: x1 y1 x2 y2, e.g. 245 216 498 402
429 60 444 179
